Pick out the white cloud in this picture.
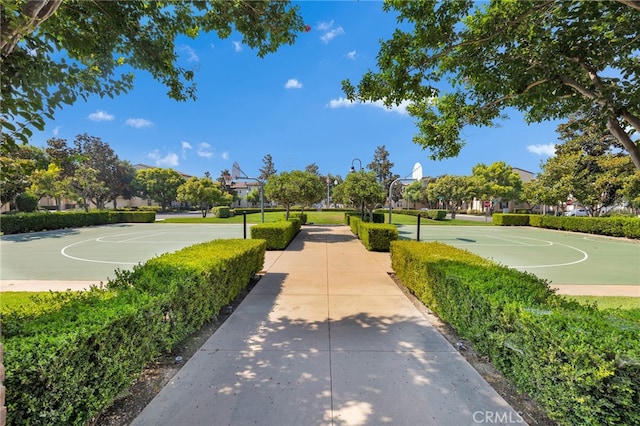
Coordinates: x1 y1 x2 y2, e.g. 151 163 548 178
126 118 153 128
197 142 214 159
317 20 345 43
316 20 334 31
328 97 357 109
180 45 199 62
221 151 229 160
327 97 410 115
527 144 556 157
285 78 303 89
346 50 356 60
52 126 61 136
232 41 242 52
88 110 115 122
148 150 179 167
181 141 192 158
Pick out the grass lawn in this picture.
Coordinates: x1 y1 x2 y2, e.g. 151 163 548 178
0 291 60 315
160 210 492 226
565 295 640 311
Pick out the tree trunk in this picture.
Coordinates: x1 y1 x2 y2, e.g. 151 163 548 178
1 0 62 56
608 116 640 172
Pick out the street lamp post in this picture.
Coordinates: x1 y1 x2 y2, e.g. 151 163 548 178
350 158 364 219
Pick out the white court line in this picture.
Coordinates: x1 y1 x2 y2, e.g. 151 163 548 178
61 239 139 265
97 232 166 243
483 234 536 246
511 241 589 269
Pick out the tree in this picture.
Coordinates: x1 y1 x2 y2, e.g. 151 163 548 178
471 161 522 207
1 1 305 148
0 144 47 207
133 168 185 212
259 154 277 181
368 145 401 202
403 180 427 209
107 160 137 209
304 162 320 176
426 175 473 218
177 176 225 218
297 171 325 211
536 114 636 215
246 189 260 207
70 166 108 212
263 170 322 218
30 163 70 210
45 137 78 178
343 1 640 170
73 134 122 209
342 170 386 221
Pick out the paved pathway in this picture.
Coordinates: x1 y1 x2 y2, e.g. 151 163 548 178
132 225 523 426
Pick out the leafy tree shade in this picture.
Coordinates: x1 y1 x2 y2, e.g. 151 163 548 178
70 166 108 212
1 0 305 148
343 1 640 170
133 167 186 212
177 176 225 218
342 170 386 221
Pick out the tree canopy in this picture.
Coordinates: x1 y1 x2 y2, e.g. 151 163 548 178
1 0 305 148
133 167 186 211
343 0 640 170
177 176 226 217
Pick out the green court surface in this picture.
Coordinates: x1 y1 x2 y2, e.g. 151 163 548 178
398 225 640 288
0 223 250 282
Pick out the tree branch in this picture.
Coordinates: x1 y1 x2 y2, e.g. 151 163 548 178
616 0 640 11
1 0 62 56
607 117 640 170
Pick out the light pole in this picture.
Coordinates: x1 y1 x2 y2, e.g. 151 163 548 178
388 178 416 224
350 158 364 219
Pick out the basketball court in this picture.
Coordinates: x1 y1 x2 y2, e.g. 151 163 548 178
397 224 640 297
1 222 638 297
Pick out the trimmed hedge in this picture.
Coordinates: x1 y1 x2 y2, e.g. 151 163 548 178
287 211 307 225
359 222 399 251
211 206 231 218
348 216 398 251
391 240 640 426
492 213 640 239
250 218 301 250
395 209 448 220
0 211 156 235
2 238 266 425
344 211 384 225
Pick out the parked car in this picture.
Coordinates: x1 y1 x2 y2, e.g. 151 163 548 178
564 208 589 217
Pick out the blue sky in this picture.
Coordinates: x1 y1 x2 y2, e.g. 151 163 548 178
30 1 560 180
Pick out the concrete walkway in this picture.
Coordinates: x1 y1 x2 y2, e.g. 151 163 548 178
132 225 523 426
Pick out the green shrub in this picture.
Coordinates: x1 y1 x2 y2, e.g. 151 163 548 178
349 216 361 237
344 211 361 225
492 213 530 226
3 238 265 425
15 192 39 212
288 211 307 225
0 211 155 235
391 240 640 426
250 218 299 250
400 209 447 220
212 206 231 218
359 222 398 251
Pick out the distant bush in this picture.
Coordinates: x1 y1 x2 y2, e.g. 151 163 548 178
15 192 39 212
212 206 231 218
